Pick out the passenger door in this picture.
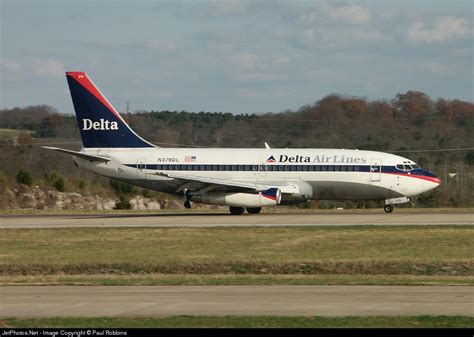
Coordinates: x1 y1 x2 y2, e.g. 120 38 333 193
137 158 147 180
370 159 382 182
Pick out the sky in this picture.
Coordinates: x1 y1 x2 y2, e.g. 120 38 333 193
0 0 473 115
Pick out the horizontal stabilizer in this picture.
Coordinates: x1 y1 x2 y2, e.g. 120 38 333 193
42 146 110 162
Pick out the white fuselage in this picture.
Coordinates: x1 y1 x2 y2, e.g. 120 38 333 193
74 147 440 203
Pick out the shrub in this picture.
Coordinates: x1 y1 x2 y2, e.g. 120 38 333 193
465 151 474 166
114 195 132 209
109 180 135 194
53 177 65 192
44 172 65 191
16 169 33 186
78 180 86 190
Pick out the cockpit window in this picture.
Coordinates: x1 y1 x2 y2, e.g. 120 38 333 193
411 164 420 169
397 164 416 172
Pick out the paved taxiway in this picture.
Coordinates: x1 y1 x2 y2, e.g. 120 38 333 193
0 212 472 228
1 285 472 317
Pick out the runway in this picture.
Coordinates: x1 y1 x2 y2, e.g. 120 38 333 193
0 285 472 317
0 212 472 228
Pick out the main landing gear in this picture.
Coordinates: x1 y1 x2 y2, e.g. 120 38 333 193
183 189 192 209
229 206 245 215
246 207 262 214
228 207 262 215
384 204 394 213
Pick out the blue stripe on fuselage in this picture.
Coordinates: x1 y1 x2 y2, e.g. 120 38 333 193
125 164 433 176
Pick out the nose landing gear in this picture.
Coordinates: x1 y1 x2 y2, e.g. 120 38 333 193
383 197 409 213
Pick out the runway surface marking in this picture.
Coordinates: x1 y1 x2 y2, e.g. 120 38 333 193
0 212 472 228
1 285 472 317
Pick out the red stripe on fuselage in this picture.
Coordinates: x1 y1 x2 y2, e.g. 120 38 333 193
66 71 123 121
383 172 441 184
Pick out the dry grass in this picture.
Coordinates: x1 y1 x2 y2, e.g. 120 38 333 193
0 226 472 277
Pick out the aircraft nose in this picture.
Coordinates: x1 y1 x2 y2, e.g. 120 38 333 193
421 170 441 191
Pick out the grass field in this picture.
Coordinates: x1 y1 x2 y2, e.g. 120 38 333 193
1 316 473 328
0 225 472 285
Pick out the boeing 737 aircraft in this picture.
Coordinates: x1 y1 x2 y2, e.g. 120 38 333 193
44 71 441 214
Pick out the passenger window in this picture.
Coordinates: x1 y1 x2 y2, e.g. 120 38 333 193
354 166 359 171
162 165 169 170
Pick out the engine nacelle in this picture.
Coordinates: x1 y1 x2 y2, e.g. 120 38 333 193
192 188 281 207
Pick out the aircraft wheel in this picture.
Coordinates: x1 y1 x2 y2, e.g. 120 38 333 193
246 207 262 214
384 204 394 213
229 206 245 215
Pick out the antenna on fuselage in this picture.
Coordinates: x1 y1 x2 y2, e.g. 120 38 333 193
264 142 271 149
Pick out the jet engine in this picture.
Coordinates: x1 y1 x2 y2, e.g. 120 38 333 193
192 188 281 207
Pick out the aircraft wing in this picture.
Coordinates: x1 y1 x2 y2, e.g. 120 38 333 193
42 146 111 163
155 172 269 194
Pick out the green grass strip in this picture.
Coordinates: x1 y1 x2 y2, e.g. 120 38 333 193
2 316 473 328
1 274 473 286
